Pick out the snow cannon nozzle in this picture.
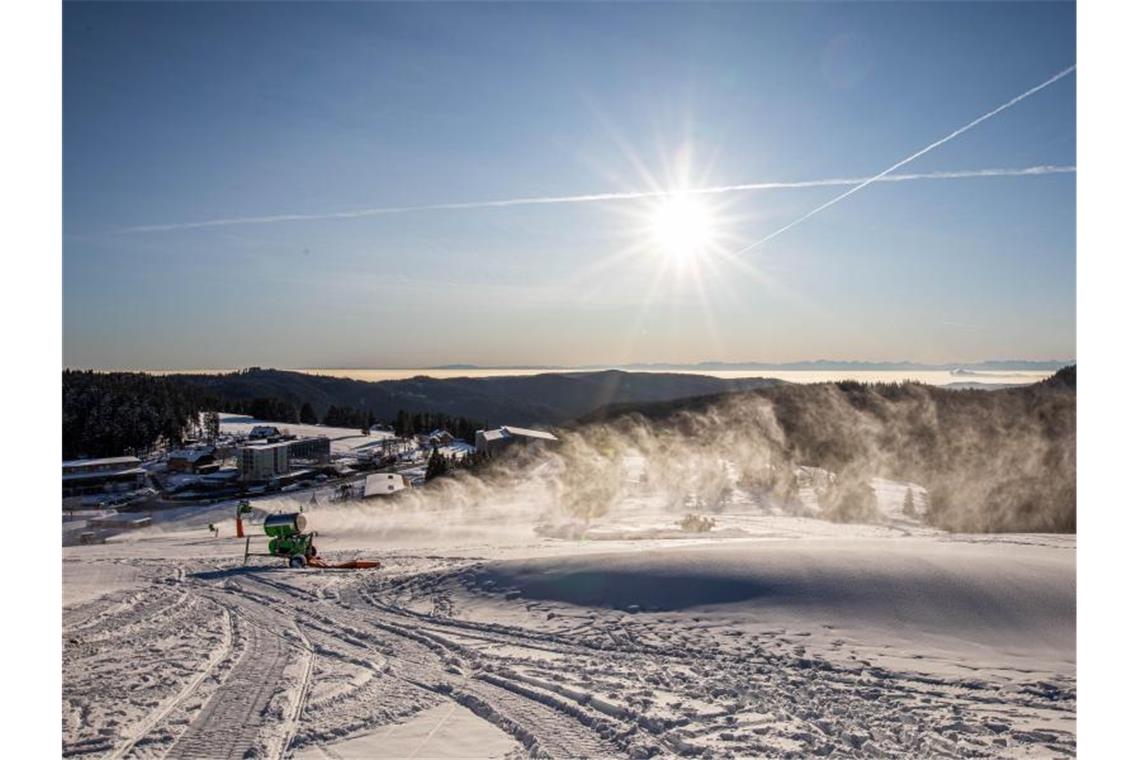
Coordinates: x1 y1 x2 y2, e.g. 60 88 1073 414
262 512 307 538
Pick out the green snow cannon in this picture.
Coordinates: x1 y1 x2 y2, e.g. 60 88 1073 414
243 512 318 568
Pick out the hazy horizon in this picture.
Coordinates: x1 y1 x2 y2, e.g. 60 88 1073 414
64 2 1075 369
69 357 1074 374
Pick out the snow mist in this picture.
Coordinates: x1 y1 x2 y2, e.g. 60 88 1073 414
304 374 1075 540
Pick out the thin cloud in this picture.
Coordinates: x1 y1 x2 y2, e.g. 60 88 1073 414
121 164 1074 234
734 64 1076 255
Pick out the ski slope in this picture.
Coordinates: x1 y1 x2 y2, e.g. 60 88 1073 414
62 483 1075 758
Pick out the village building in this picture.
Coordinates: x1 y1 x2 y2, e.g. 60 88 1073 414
247 425 281 441
415 429 455 448
427 428 454 446
62 456 148 498
238 441 291 480
166 446 219 474
287 436 331 464
363 472 406 497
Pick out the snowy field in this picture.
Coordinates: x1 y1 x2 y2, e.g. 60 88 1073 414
63 476 1075 758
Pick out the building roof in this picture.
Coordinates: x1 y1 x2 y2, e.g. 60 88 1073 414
502 426 558 441
481 426 558 443
168 448 214 463
62 467 145 482
289 435 330 445
241 441 292 451
62 456 141 469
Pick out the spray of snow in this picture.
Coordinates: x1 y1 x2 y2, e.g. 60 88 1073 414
292 379 1072 542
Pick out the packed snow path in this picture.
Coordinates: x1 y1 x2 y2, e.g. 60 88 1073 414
63 531 1074 759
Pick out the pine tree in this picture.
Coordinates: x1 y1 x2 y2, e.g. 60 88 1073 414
902 487 916 517
425 446 448 481
395 409 413 437
203 411 220 442
300 402 317 424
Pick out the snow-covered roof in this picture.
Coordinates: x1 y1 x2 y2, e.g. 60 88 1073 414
168 448 214 463
434 441 475 458
500 426 558 442
62 468 145 482
477 426 557 447
63 456 141 469
241 441 292 451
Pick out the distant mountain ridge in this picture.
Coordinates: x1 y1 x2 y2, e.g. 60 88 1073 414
170 368 786 428
422 360 1072 372
583 365 1076 424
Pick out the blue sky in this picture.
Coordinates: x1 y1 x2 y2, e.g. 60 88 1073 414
63 2 1075 369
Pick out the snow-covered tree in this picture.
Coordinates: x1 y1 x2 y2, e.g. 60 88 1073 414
903 487 916 517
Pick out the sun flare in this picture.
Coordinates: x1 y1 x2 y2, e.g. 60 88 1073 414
649 193 718 264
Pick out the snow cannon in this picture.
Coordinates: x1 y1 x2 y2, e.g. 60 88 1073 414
241 511 380 570
243 511 317 568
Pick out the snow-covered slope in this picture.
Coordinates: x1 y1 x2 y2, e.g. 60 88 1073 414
63 478 1075 758
218 414 394 455
474 537 1073 666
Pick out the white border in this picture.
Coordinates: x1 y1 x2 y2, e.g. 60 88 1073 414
1077 0 1140 754
7 0 1137 752
1 0 62 748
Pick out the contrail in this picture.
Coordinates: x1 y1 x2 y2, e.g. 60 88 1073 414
122 164 1073 234
734 64 1076 255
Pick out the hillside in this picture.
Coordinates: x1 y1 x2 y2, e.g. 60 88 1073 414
169 368 785 427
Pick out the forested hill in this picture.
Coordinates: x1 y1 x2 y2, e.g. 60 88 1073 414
63 370 210 460
168 369 785 427
581 365 1075 425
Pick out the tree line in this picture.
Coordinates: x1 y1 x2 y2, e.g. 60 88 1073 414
63 371 209 460
64 371 491 459
225 397 301 425
320 405 375 430
392 410 486 443
236 400 486 442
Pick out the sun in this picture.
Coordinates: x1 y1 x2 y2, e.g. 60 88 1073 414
648 193 718 265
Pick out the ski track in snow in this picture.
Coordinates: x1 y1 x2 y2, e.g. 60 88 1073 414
63 493 1074 759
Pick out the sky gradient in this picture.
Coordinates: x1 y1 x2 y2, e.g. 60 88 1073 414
63 2 1076 370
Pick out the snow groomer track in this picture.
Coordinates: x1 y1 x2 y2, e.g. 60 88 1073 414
63 530 1075 759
